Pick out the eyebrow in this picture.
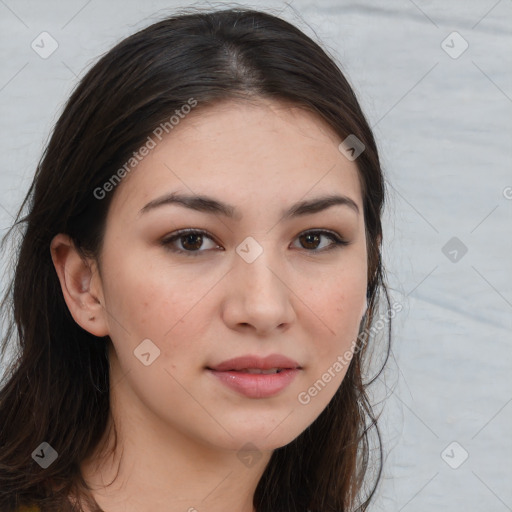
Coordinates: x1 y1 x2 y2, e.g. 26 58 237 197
139 191 360 219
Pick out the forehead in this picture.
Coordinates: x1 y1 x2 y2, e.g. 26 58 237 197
107 98 363 220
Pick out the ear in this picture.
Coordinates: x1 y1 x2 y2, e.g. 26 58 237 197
50 233 109 337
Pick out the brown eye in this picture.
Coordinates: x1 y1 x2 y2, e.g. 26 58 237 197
161 229 220 255
181 233 203 251
293 230 349 252
299 232 321 250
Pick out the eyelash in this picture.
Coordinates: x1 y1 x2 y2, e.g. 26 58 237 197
160 228 349 256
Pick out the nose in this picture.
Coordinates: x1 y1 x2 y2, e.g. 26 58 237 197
221 245 296 336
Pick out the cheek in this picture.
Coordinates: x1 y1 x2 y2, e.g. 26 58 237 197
305 272 366 353
100 259 169 349
296 277 364 418
103 259 217 368
103 249 190 325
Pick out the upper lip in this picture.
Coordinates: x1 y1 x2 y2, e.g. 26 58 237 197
207 354 301 371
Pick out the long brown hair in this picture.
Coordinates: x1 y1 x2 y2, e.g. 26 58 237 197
0 7 391 511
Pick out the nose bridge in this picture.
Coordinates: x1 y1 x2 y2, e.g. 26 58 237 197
224 233 294 332
234 234 283 297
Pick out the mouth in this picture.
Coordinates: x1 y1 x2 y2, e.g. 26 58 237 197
206 354 302 398
207 353 301 372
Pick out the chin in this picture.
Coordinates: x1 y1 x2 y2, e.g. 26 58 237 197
210 408 313 452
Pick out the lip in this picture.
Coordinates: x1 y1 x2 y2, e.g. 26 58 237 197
207 354 301 399
208 354 301 372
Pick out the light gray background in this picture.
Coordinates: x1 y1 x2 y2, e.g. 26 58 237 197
1 1 511 510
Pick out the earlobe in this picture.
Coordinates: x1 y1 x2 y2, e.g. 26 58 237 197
50 233 109 337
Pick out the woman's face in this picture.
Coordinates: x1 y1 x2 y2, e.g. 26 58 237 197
93 98 367 452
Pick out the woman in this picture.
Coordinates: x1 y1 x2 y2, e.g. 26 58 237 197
0 7 391 512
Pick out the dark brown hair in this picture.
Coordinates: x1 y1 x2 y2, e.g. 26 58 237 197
0 7 391 511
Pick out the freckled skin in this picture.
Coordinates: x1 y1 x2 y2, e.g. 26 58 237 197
53 98 368 512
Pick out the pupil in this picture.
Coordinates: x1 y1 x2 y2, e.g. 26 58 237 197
182 234 202 250
301 233 319 249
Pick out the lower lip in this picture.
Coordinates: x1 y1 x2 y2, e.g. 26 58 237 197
208 369 300 398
